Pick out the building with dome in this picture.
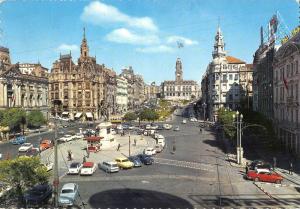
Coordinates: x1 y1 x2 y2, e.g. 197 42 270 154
161 58 200 101
201 26 253 121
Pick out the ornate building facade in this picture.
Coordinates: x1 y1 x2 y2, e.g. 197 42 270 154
201 27 253 121
0 46 49 117
49 29 105 120
144 82 161 101
273 30 300 155
116 76 128 114
162 58 200 101
103 68 116 117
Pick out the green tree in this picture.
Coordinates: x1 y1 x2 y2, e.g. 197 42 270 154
139 108 159 122
217 108 236 140
27 110 46 128
123 112 137 122
0 108 26 132
0 157 50 201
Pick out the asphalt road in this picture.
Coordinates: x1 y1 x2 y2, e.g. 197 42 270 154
59 107 282 208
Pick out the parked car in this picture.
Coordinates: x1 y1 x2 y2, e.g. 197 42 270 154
68 162 83 175
25 148 40 157
57 135 73 142
248 160 272 171
137 154 154 165
157 125 164 130
190 117 197 122
174 126 180 131
145 124 151 130
98 161 120 173
24 184 53 206
144 147 156 156
11 135 26 145
19 143 33 152
182 119 187 124
115 157 134 169
154 144 163 153
80 162 96 175
246 169 283 184
128 156 142 167
39 139 53 151
58 183 79 206
151 124 159 130
74 133 84 140
163 124 172 130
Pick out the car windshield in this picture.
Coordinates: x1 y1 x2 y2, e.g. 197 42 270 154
70 163 79 168
62 189 74 193
122 159 129 162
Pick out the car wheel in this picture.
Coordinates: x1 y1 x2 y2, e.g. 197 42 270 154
254 177 259 182
275 179 281 184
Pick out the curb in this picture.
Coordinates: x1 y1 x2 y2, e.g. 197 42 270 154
253 182 276 200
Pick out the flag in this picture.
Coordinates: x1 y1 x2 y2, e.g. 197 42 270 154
177 41 184 48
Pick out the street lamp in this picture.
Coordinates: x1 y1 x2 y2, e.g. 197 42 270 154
233 111 243 165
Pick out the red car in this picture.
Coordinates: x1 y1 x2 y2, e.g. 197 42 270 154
246 169 283 184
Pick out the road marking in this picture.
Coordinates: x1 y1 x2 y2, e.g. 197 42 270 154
153 157 214 172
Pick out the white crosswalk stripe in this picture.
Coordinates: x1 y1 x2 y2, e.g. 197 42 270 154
153 157 215 172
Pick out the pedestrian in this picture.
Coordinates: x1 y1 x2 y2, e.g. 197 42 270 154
117 143 121 151
83 155 86 163
172 144 176 153
289 161 293 175
273 157 277 170
86 149 90 158
245 162 248 174
134 139 137 146
200 128 202 134
67 150 72 161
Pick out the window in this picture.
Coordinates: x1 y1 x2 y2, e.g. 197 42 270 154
229 94 233 100
216 75 219 80
296 61 299 74
296 83 299 100
287 64 290 77
291 63 294 76
215 85 219 90
234 74 238 80
229 74 233 80
275 71 278 81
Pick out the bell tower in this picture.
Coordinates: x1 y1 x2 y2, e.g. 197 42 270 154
80 27 89 58
175 58 183 82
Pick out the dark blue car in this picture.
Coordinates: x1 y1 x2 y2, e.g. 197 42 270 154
128 156 142 167
24 184 53 206
11 135 26 145
137 154 154 165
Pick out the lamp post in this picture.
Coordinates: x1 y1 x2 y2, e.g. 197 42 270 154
233 111 243 165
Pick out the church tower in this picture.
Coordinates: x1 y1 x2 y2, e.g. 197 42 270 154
80 27 89 58
175 58 183 82
212 26 226 59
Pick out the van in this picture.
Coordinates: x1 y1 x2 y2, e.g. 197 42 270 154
157 135 165 148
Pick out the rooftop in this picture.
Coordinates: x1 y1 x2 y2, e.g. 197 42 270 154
226 56 245 64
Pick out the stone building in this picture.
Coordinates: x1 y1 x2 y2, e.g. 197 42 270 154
273 29 300 155
103 68 116 117
161 58 200 101
116 76 128 114
144 82 161 101
49 29 105 120
0 46 49 117
201 27 252 121
120 66 145 110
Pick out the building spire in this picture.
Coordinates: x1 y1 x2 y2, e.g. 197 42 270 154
212 25 226 59
83 27 86 40
175 57 183 82
80 27 89 58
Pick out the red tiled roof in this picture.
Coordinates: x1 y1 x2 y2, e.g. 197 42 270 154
85 136 103 142
226 56 245 64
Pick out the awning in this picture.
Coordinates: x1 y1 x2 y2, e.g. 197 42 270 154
62 112 69 115
75 112 82 118
86 112 93 118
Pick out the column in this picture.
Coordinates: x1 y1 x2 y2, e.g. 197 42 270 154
0 81 4 106
3 83 7 107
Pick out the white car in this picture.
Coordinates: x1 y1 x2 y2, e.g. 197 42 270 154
74 133 84 140
98 161 120 173
145 124 151 130
42 162 53 172
190 117 197 122
182 119 187 124
58 135 73 142
144 147 156 156
68 162 82 175
151 125 158 130
18 143 33 152
163 124 172 130
80 162 97 175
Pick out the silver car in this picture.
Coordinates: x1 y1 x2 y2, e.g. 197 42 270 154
58 183 79 206
98 161 120 173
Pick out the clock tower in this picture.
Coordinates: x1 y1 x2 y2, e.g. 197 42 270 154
80 27 89 59
175 58 183 83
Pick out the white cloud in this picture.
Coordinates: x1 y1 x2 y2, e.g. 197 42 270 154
57 44 79 52
166 36 198 46
136 45 175 53
81 1 157 31
106 28 160 45
0 0 5 4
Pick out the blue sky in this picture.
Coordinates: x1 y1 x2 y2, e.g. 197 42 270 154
0 0 299 84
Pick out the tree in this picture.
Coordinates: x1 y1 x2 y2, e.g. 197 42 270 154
217 108 236 140
140 108 159 122
0 108 26 132
26 110 46 128
0 157 50 202
123 112 137 122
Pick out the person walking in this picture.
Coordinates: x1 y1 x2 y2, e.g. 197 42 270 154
86 149 90 158
200 128 202 134
117 143 121 151
134 139 137 146
82 155 86 163
245 162 249 174
273 157 277 170
289 161 293 175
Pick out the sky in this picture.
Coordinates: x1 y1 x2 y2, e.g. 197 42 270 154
0 0 299 84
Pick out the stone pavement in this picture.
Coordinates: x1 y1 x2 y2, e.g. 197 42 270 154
41 133 157 177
